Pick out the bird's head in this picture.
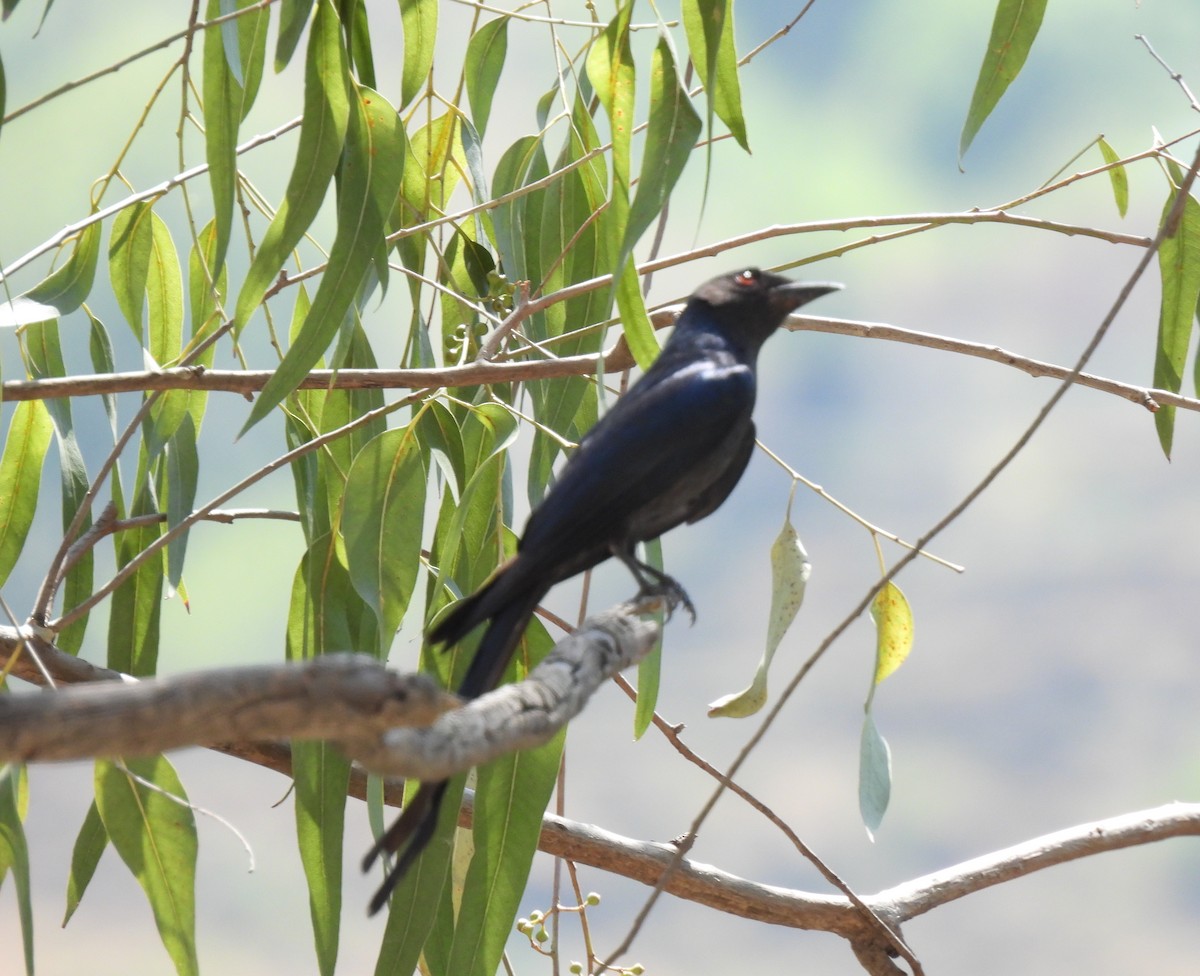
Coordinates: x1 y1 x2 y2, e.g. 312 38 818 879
693 269 842 337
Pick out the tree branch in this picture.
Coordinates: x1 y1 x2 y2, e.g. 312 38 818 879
4 313 1194 414
0 600 660 776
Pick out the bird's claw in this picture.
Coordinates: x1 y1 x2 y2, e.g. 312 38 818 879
638 576 696 624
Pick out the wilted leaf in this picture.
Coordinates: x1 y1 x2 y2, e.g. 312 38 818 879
869 580 913 686
709 517 810 718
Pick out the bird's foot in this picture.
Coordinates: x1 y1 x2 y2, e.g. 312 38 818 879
637 574 696 624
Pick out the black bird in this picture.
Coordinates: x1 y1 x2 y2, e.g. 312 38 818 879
363 267 840 913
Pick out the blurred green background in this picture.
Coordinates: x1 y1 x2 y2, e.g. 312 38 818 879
1 1 1198 973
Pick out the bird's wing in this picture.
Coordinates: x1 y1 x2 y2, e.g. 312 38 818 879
519 358 756 564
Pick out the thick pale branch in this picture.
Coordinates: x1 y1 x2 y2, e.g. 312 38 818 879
0 653 455 761
353 601 660 779
0 600 659 777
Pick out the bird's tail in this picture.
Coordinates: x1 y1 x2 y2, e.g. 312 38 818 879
429 559 546 699
362 572 545 913
362 779 448 915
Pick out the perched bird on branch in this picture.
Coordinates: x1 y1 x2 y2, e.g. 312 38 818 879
363 267 840 914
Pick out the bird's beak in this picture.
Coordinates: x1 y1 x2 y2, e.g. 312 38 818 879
770 280 843 315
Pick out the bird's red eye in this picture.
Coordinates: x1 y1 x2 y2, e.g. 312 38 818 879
735 269 758 287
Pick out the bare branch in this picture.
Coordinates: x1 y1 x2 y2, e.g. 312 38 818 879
877 802 1200 919
5 312 1195 415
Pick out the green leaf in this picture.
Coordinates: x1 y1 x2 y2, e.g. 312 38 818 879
1154 190 1200 458
586 0 635 242
869 581 913 687
0 54 6 146
622 37 701 267
88 312 120 436
202 0 268 269
95 757 198 976
1097 137 1128 218
682 0 749 151
399 0 437 109
632 536 665 740
64 801 108 924
450 669 563 976
109 201 154 339
858 712 892 838
146 210 183 366
234 0 352 332
294 740 350 976
0 764 33 976
24 320 92 653
242 83 405 432
709 517 810 718
958 0 1048 162
0 222 101 327
0 400 52 588
464 17 508 137
165 415 199 591
342 0 377 89
275 0 313 71
107 473 164 677
613 260 659 370
344 425 427 649
372 778 463 975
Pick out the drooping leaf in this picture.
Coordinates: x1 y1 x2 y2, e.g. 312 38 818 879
709 517 810 718
613 260 658 370
275 0 314 71
343 424 427 649
622 37 701 267
464 17 508 136
342 0 376 88
868 580 913 687
958 0 1048 162
399 0 437 109
681 0 748 151
0 400 52 588
0 764 33 976
202 0 268 269
23 320 92 653
632 536 665 740
107 471 164 677
88 312 119 437
294 740 350 976
1097 137 1129 218
95 757 198 976
286 534 356 975
234 0 352 332
64 801 108 924
242 83 405 432
1153 190 1200 457
858 711 892 838
0 222 100 327
164 415 199 592
109 201 154 340
450 635 562 976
